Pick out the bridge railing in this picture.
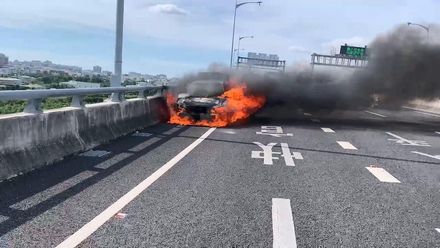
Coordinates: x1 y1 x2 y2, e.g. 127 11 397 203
0 86 166 114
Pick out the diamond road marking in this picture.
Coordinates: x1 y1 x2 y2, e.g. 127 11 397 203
79 150 111 158
366 167 401 183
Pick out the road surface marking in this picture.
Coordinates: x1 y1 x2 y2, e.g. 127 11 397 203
132 132 152 137
56 128 216 248
436 228 440 234
321 128 335 133
272 198 297 248
281 143 303 167
79 150 111 158
0 215 8 224
257 126 293 137
10 171 98 211
337 141 358 150
311 119 321 123
386 132 430 147
303 113 312 116
366 167 401 183
436 132 440 135
411 151 440 161
364 110 387 118
252 142 278 165
402 106 440 117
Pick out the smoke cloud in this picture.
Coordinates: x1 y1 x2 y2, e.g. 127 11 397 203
173 24 440 113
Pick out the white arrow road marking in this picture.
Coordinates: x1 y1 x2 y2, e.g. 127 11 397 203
386 132 430 147
366 167 401 183
411 151 440 161
337 141 358 150
321 128 335 133
272 198 297 248
56 128 217 248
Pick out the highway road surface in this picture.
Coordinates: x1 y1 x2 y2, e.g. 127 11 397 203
1 106 440 247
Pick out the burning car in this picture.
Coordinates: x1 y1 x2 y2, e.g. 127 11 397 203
167 73 266 127
174 74 229 121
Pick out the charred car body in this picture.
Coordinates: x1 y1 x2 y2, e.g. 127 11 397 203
175 73 229 121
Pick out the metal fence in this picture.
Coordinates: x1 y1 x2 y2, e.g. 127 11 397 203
0 86 165 114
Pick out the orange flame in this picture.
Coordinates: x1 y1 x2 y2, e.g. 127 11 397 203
167 82 266 127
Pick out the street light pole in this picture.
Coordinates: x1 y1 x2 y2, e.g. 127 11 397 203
237 35 254 59
408 22 430 41
229 1 262 69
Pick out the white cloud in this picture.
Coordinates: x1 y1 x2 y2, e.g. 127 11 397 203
288 45 309 53
148 4 189 16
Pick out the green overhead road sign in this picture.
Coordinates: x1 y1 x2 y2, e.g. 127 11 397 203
340 44 368 58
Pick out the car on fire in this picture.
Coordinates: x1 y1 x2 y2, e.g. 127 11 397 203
174 72 229 121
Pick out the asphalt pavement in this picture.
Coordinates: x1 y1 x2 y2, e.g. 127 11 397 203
0 106 439 247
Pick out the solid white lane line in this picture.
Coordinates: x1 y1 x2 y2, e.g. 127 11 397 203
56 128 217 248
436 228 440 233
272 198 297 248
364 110 387 118
402 106 440 118
321 128 335 133
337 141 358 150
366 167 401 183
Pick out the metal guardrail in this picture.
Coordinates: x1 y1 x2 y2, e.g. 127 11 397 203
0 86 166 114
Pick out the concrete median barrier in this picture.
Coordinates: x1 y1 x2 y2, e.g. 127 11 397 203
0 96 169 181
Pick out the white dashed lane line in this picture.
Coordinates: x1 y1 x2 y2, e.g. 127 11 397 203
321 128 335 133
411 151 440 161
56 128 217 248
272 198 297 248
337 141 358 150
364 110 387 118
366 167 401 183
311 119 321 123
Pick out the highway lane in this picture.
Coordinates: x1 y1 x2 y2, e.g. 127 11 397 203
0 107 439 247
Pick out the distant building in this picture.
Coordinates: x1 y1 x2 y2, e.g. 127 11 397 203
60 80 101 89
0 54 9 68
0 77 23 86
93 65 102 74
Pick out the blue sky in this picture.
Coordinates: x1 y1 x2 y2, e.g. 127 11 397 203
0 0 439 77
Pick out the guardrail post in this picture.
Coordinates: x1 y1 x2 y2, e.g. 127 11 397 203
24 99 42 114
138 90 146 99
71 95 84 108
111 92 123 102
